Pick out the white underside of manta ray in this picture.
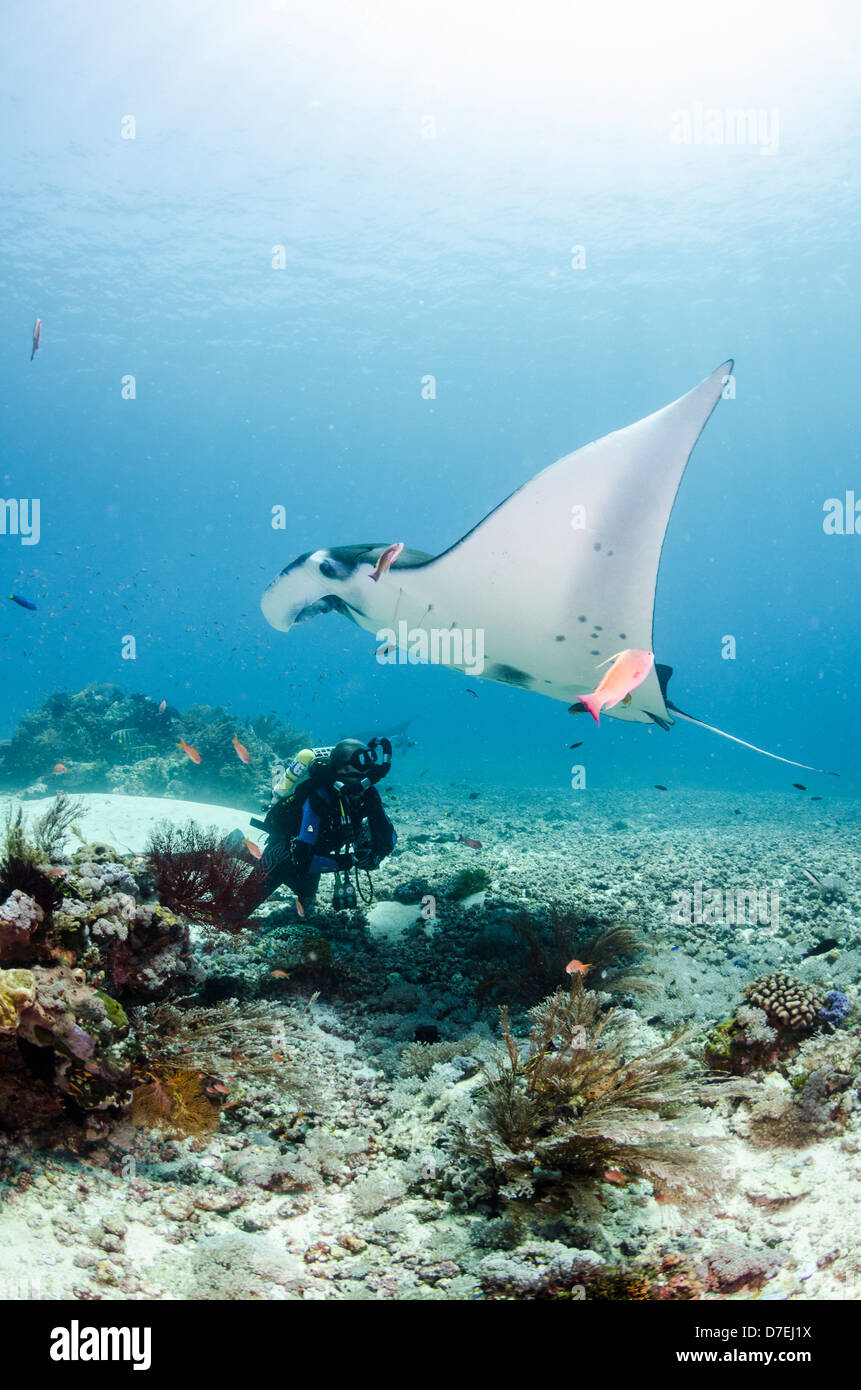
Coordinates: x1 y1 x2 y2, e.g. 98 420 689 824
262 361 834 775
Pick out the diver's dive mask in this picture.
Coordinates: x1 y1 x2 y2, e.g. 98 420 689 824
330 737 392 795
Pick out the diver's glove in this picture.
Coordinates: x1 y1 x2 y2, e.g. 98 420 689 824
354 850 382 870
333 852 356 871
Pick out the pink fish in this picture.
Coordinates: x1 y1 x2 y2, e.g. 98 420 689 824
158 698 167 714
243 839 263 860
232 735 251 764
369 542 404 582
574 648 654 725
565 958 591 976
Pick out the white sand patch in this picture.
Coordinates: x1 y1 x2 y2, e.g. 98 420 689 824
366 900 422 941
0 792 258 856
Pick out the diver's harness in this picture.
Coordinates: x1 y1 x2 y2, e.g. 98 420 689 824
250 738 392 911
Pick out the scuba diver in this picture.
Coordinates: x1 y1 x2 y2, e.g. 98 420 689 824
234 737 397 917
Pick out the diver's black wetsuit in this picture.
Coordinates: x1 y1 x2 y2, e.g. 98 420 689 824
251 780 396 913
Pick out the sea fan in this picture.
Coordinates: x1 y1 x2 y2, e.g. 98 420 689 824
146 819 266 927
129 1065 221 1135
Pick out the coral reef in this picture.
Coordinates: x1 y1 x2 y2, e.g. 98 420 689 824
0 962 135 1128
0 684 308 809
705 972 845 1077
0 818 197 1130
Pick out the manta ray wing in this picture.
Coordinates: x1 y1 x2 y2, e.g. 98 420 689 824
377 360 733 722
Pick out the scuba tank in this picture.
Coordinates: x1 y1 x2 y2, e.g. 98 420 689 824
273 748 319 799
250 748 322 835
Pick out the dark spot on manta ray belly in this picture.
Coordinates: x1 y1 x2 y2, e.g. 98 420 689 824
555 635 566 642
593 543 601 551
578 616 587 622
487 663 533 687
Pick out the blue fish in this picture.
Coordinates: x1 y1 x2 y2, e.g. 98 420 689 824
9 594 36 611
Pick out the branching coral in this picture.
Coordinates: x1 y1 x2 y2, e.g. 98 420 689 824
457 980 748 1201
31 792 85 859
146 820 267 927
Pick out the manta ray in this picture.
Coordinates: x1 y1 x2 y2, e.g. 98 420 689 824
262 361 832 774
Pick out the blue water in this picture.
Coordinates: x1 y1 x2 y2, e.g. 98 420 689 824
1 0 859 795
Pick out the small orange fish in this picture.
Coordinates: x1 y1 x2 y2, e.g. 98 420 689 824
273 1051 286 1061
52 763 68 775
44 866 66 878
177 739 201 763
270 970 290 980
604 1168 625 1184
243 839 263 860
207 1082 229 1096
232 734 251 764
369 541 404 582
295 898 305 919
565 959 591 976
31 318 41 361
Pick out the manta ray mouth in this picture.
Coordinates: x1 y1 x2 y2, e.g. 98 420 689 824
293 595 353 626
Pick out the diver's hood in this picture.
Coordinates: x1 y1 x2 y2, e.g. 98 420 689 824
324 737 393 793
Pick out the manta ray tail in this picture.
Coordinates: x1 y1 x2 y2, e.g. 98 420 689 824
666 702 838 777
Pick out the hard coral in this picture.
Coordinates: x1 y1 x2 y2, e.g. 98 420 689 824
743 973 825 1030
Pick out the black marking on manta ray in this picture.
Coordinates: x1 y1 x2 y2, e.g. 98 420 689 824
644 710 673 731
487 663 534 687
555 635 566 642
278 551 313 577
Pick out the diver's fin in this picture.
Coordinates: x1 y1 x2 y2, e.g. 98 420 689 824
666 702 839 776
